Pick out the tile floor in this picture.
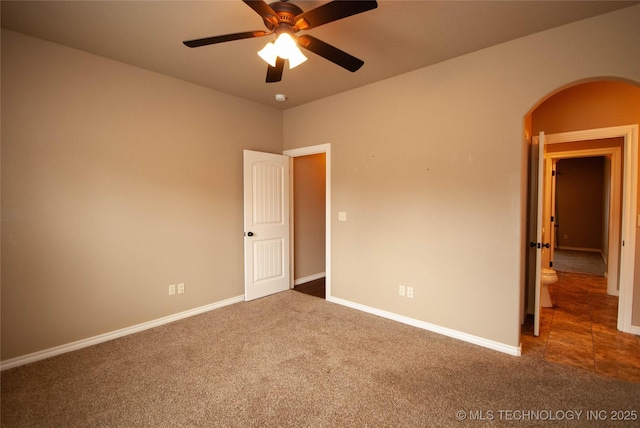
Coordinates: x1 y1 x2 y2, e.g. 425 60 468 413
521 271 640 383
293 278 326 299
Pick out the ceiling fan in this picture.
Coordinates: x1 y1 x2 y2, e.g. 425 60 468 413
183 0 378 83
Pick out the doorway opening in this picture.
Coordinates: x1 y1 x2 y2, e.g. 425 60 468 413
548 145 623 295
284 144 331 299
520 80 639 379
540 127 636 331
522 126 638 379
525 127 636 331
523 80 639 335
552 156 610 278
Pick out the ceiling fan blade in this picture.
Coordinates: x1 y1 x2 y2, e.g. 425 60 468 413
297 35 364 72
183 31 269 48
266 57 285 83
243 0 280 28
295 1 377 30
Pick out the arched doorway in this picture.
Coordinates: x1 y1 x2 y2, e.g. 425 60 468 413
521 79 640 375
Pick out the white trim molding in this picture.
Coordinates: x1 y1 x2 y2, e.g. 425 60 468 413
328 296 522 357
294 272 326 286
283 143 332 299
0 295 244 371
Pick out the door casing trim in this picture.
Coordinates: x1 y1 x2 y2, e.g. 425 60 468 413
543 125 638 333
283 144 331 298
545 147 622 296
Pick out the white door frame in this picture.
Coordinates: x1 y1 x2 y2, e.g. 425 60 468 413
283 144 332 298
543 125 638 334
545 147 622 295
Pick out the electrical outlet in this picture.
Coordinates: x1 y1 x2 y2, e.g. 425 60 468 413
407 287 414 298
169 284 176 295
177 283 185 294
398 285 406 296
339 212 347 221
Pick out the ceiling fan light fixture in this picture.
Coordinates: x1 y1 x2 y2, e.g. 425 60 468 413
272 32 297 59
257 42 278 67
258 31 307 69
286 46 307 69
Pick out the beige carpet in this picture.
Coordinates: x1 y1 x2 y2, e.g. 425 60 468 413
2 290 638 427
554 249 606 277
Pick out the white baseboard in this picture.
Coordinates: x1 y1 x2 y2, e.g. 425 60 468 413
294 272 325 286
327 296 521 357
626 324 640 336
557 246 602 253
0 295 245 371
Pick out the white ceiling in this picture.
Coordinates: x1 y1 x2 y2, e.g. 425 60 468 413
2 1 637 109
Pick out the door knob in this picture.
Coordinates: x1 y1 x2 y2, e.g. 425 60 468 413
529 242 550 249
247 232 254 237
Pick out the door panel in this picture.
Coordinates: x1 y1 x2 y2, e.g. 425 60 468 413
533 132 545 336
244 150 290 301
550 160 557 266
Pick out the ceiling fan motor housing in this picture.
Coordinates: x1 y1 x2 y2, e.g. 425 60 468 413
266 1 304 30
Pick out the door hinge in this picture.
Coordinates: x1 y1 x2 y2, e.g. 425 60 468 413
552 170 556 176
551 216 554 222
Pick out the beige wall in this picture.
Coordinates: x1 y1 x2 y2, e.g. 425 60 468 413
1 30 283 360
555 157 605 250
532 82 640 135
293 154 326 281
283 5 640 347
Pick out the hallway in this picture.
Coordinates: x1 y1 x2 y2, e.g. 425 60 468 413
522 271 640 383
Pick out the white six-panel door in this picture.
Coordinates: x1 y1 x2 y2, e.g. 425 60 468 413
243 150 290 301
533 132 545 336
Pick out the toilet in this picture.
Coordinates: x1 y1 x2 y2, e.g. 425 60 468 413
540 268 558 308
